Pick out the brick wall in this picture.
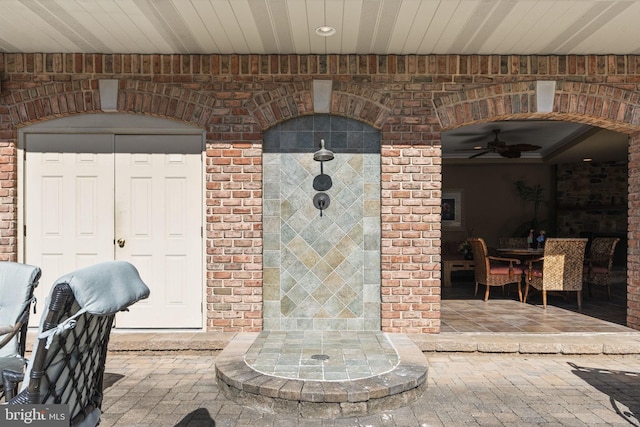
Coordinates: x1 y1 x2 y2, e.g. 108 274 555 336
2 53 640 332
557 161 628 237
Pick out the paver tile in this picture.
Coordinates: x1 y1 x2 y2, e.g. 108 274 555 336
99 352 640 426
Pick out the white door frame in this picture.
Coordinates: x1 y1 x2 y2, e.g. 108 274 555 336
18 113 207 330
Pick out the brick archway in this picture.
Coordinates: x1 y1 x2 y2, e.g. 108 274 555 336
435 81 640 330
245 80 393 130
6 80 213 127
435 81 640 134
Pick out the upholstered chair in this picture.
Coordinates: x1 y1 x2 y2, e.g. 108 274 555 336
583 237 620 300
468 237 524 302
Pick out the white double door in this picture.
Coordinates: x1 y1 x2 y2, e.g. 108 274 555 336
24 133 203 328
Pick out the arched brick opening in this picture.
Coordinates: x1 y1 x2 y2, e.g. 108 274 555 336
435 81 640 331
2 80 250 330
244 82 445 334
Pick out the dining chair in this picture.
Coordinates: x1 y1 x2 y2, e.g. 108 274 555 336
468 237 524 302
2 261 150 426
583 237 620 300
524 238 588 309
0 262 41 399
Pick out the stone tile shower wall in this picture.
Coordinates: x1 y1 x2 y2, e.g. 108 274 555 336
263 116 381 331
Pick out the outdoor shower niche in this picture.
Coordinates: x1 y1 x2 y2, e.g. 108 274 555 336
263 115 381 331
313 139 334 216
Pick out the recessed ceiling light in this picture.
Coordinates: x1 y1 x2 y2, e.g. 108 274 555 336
473 146 483 150
315 26 336 37
583 158 592 162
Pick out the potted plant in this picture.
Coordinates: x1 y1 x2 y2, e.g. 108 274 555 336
458 241 473 260
513 180 551 237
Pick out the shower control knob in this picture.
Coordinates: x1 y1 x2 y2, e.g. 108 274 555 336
313 193 331 216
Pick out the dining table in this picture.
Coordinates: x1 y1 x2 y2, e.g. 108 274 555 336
496 247 544 258
495 248 545 279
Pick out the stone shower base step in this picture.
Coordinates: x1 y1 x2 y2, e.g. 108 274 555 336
215 332 428 418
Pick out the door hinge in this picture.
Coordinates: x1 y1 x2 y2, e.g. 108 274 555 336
23 225 26 236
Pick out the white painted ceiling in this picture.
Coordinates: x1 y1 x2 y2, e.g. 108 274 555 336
1 0 638 55
0 0 633 163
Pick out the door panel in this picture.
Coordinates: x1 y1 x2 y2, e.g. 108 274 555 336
25 134 115 326
25 132 202 328
114 135 202 328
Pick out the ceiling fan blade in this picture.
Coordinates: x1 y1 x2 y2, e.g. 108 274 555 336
455 147 485 152
457 136 487 145
500 150 522 158
450 131 485 138
507 144 542 152
469 150 491 159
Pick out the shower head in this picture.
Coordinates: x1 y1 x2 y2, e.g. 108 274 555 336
313 139 334 162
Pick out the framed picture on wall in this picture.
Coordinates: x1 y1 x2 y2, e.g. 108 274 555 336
442 190 463 229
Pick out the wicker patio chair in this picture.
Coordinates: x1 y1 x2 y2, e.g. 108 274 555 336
468 237 524 302
524 238 588 309
583 237 620 300
0 262 41 400
2 261 150 426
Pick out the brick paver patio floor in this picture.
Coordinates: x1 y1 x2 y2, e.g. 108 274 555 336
100 351 640 426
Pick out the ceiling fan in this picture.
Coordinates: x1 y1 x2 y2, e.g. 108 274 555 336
465 129 542 159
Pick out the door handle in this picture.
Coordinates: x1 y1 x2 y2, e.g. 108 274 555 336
117 238 125 248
